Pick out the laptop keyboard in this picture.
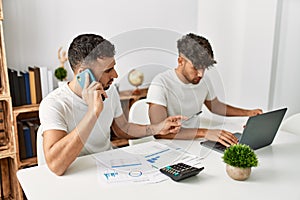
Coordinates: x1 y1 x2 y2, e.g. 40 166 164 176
214 142 227 151
200 140 227 152
200 133 242 153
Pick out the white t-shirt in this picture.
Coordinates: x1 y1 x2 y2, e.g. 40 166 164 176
39 82 123 157
147 69 216 128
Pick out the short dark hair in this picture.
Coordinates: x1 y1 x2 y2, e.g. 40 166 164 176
177 33 216 69
68 34 115 71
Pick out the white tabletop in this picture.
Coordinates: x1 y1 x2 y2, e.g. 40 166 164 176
17 117 300 200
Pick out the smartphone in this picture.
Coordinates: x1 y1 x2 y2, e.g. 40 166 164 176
76 69 105 101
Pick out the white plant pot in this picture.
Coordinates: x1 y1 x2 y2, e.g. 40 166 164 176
58 81 68 87
226 164 251 181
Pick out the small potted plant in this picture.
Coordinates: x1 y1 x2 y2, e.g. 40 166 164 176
55 66 68 87
55 47 68 87
222 144 258 181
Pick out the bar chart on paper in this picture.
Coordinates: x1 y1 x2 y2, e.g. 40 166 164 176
110 157 142 168
124 141 203 169
95 148 156 184
95 141 203 185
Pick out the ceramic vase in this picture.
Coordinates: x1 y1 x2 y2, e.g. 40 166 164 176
226 164 251 181
58 81 68 87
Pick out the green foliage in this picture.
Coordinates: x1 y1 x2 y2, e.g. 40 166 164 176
222 144 258 168
54 67 67 81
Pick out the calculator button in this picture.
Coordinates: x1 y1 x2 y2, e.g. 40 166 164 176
159 163 204 181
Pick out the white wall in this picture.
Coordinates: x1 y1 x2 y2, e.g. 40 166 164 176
2 0 197 87
109 28 182 90
197 0 277 111
271 0 300 117
198 0 300 117
3 0 300 116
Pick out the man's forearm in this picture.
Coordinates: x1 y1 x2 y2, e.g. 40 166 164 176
112 122 161 139
210 101 249 116
223 105 251 116
155 127 202 140
45 111 99 175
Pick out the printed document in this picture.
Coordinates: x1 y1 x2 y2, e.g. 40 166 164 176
95 141 202 185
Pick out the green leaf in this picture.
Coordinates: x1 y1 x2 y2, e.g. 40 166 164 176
54 67 67 81
222 144 258 168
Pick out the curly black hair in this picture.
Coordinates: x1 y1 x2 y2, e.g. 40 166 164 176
177 33 216 69
68 34 115 71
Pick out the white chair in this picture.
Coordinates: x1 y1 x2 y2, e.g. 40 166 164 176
280 113 300 134
128 99 155 145
36 125 46 166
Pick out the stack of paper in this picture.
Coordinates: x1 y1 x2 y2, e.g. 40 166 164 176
95 141 203 185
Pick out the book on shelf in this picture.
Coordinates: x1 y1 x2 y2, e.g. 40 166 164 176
33 66 42 104
18 72 27 106
7 68 16 105
17 118 40 159
8 68 31 106
39 67 54 99
28 67 37 104
17 121 27 160
8 68 22 106
26 121 38 157
20 71 31 104
33 66 54 103
7 66 54 106
23 124 33 158
39 66 49 99
12 70 21 106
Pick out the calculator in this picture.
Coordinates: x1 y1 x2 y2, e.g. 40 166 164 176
159 163 204 182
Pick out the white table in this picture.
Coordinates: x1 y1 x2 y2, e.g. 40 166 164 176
17 117 300 200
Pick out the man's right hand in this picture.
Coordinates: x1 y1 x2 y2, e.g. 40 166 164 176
156 115 187 136
81 72 107 117
204 129 238 147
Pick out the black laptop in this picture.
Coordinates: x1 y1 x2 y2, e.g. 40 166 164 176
200 107 287 153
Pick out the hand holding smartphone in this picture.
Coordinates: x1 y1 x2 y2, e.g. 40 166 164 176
76 69 105 101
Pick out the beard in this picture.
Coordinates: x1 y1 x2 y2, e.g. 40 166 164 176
103 78 114 90
191 77 201 84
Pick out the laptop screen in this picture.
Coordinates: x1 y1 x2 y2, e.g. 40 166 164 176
239 108 287 150
200 107 287 152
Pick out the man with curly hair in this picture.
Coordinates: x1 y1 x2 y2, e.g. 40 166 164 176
147 33 262 147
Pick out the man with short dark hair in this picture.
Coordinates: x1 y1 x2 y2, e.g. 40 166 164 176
39 33 184 176
147 33 262 147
